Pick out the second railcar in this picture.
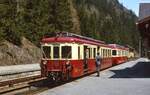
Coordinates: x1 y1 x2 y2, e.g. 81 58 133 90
109 44 129 65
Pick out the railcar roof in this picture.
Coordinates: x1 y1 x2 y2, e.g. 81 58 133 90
41 37 110 47
109 44 129 50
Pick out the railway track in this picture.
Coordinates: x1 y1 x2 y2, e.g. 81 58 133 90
0 74 46 95
0 72 96 95
0 58 137 95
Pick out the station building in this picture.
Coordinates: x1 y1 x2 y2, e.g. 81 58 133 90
137 3 150 58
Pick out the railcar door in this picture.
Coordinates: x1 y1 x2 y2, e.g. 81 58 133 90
83 46 89 72
53 45 61 70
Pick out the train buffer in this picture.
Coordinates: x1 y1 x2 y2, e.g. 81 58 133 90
38 58 150 95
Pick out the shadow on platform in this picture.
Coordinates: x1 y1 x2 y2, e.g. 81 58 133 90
110 62 150 78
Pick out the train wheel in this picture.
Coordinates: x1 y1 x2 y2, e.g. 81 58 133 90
47 72 62 82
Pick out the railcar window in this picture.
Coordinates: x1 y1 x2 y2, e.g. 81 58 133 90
88 48 91 58
105 49 107 57
103 49 105 57
110 50 111 57
112 50 117 56
54 46 59 58
78 46 80 59
42 46 51 58
118 51 120 56
105 49 106 57
90 48 92 58
62 46 72 59
107 49 108 57
102 49 103 57
93 48 96 58
101 49 103 57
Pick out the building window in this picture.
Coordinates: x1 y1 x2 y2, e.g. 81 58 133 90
62 46 72 59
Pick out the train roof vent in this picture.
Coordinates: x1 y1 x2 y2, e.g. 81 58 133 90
56 32 105 44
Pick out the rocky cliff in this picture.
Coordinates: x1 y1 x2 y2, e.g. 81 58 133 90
0 37 41 66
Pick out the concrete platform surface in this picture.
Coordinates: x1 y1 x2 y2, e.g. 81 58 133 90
38 58 150 95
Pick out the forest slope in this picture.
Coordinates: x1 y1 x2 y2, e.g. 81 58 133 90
0 0 139 65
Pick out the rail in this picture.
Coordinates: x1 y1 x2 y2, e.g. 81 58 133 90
0 74 46 94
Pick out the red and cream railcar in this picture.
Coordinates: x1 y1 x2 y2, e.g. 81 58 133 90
109 44 129 65
40 33 113 81
99 45 112 69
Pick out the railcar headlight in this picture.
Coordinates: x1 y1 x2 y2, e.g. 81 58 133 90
43 60 47 65
66 61 70 65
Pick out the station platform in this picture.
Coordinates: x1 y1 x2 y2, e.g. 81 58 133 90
38 58 150 95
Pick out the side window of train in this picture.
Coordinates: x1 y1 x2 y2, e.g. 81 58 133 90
91 48 93 58
108 49 109 57
110 50 112 57
93 48 96 58
112 50 117 56
101 49 103 57
102 49 103 57
53 46 60 58
105 49 106 57
90 48 92 58
88 48 91 58
105 49 107 57
103 49 104 57
106 49 108 57
109 50 110 57
62 46 72 59
103 49 105 57
78 46 80 59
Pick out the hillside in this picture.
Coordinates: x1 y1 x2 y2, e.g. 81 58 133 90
73 0 139 49
0 0 139 65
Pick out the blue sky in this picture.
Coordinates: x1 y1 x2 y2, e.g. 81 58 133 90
119 0 150 16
